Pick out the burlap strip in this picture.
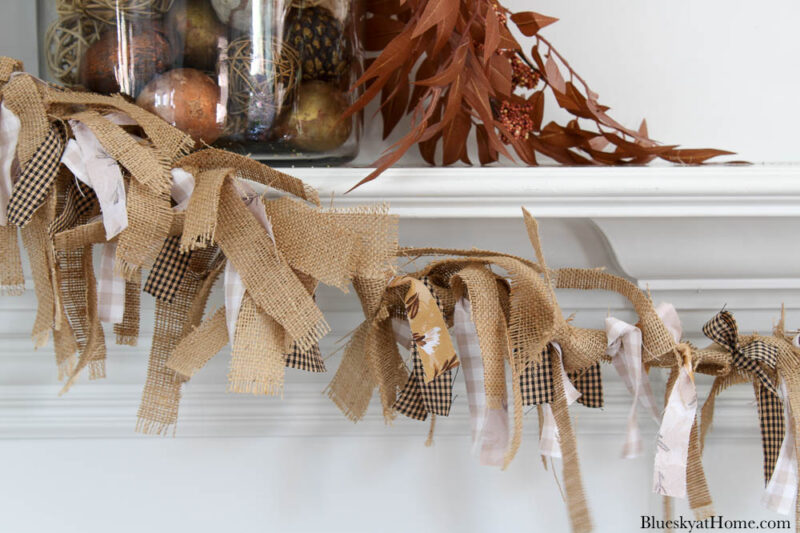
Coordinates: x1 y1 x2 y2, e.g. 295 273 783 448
228 294 286 395
216 179 327 350
114 272 141 346
167 306 228 379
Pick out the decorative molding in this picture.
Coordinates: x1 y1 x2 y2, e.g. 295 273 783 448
288 165 800 218
0 380 762 440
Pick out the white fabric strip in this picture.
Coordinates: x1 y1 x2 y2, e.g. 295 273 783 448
762 379 798 515
539 342 581 459
62 121 128 240
605 316 660 458
652 303 697 498
224 180 274 341
170 168 195 212
452 298 508 466
96 241 125 324
0 101 21 226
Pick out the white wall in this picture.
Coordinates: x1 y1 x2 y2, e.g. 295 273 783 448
1 3 798 533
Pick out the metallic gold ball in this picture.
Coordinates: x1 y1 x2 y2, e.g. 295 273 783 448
280 81 352 152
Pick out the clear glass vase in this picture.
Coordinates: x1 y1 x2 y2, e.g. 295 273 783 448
37 0 362 164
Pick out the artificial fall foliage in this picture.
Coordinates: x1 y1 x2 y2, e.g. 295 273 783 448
347 0 734 188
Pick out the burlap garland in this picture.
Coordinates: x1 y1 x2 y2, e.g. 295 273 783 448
2 57 800 533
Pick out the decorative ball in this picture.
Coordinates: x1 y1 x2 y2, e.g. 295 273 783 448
285 6 350 82
80 25 172 96
135 68 225 145
166 0 226 72
44 13 103 87
210 0 256 32
224 36 299 141
278 81 351 152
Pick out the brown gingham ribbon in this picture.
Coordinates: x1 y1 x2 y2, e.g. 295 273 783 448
703 310 782 483
756 381 785 483
143 235 192 303
569 362 604 408
285 342 326 373
703 310 779 394
394 342 454 420
7 121 66 227
520 346 553 406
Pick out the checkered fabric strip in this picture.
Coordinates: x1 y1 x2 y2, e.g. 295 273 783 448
143 236 192 303
395 342 454 419
569 362 604 408
703 310 779 394
50 180 98 236
285 342 326 373
7 123 66 227
757 383 785 485
394 345 429 421
520 346 554 406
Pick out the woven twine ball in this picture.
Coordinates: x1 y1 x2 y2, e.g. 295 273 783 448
75 0 175 24
224 36 299 136
44 12 103 86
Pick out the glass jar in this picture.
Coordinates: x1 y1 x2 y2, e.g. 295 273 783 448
37 0 362 164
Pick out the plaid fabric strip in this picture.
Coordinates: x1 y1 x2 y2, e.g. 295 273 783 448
762 380 798 515
97 241 125 323
569 362 604 408
285 342 326 373
756 382 785 485
453 298 486 436
703 310 779 394
394 346 429 421
520 346 554 406
7 122 65 227
143 236 192 303
394 342 453 419
49 180 98 236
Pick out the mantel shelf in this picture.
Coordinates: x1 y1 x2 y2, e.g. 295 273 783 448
276 164 800 218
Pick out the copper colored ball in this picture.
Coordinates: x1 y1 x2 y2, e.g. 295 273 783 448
80 26 172 97
136 68 225 145
281 81 351 152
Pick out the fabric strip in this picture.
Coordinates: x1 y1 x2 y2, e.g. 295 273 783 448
605 315 660 458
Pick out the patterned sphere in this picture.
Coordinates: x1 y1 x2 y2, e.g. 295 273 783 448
285 7 350 82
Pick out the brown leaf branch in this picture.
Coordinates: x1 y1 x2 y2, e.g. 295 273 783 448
346 0 733 189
